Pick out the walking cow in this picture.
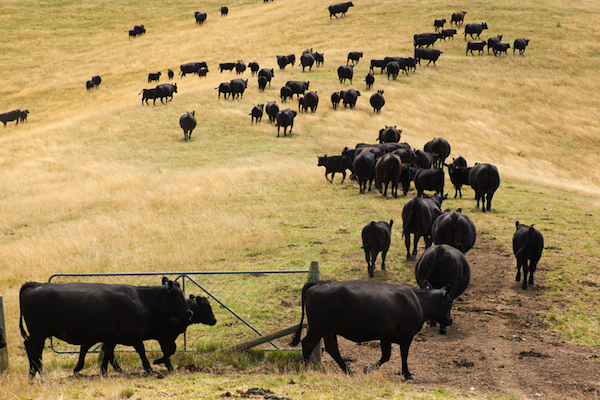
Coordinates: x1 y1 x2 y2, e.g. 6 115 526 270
328 2 354 19
513 221 544 290
370 90 385 113
431 209 477 253
180 111 197 141
468 163 500 212
361 220 393 278
276 109 297 137
402 193 447 260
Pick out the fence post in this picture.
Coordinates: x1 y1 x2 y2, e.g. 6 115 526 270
307 261 322 364
0 296 8 373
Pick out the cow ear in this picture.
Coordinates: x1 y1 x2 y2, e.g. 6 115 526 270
162 276 169 286
189 294 196 300
423 280 432 290
443 284 452 297
515 221 520 230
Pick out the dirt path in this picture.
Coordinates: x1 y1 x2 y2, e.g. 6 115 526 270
324 237 600 399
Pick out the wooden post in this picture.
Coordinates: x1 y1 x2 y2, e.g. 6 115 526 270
0 296 8 373
307 261 322 364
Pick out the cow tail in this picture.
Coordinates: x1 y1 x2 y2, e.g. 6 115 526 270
290 281 318 346
19 283 32 340
402 209 414 239
422 245 444 287
516 226 535 259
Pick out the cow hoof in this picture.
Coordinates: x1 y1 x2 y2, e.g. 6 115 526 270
404 373 415 380
439 326 447 335
364 364 376 373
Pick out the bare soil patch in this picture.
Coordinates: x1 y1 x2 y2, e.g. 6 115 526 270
320 237 600 399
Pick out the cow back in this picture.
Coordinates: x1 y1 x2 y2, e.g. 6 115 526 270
415 244 471 299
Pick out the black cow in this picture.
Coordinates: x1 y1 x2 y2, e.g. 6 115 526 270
328 2 354 19
331 91 342 109
365 73 375 90
167 69 174 80
216 82 231 99
431 209 477 253
466 41 486 56
0 109 23 127
347 51 363 65
276 109 297 137
411 168 444 197
289 280 453 380
352 150 376 193
441 28 457 40
464 23 488 40
219 62 235 73
314 52 324 67
235 60 246 75
285 80 309 98
133 25 145 35
301 53 315 72
302 91 319 113
446 160 471 198
250 104 264 124
362 220 393 277
514 38 530 55
153 83 177 105
148 71 161 83
413 33 443 48
248 62 260 75
139 88 156 105
258 68 274 86
493 42 511 56
258 76 267 92
415 149 434 169
370 59 387 74
338 65 353 84
378 125 401 143
180 62 208 77
369 90 385 114
487 35 503 54
414 48 443 66
265 101 279 124
415 244 470 334
468 163 500 212
229 78 248 99
86 80 94 90
513 221 544 290
433 19 446 31
375 154 402 197
402 193 447 260
19 278 192 377
451 11 467 26
286 54 296 66
179 111 196 141
276 55 292 70
280 86 293 102
423 137 451 167
19 109 29 123
194 11 207 25
197 68 209 78
318 154 352 183
386 61 400 80
394 148 417 165
220 6 228 16
400 163 415 195
342 89 360 109
91 75 102 88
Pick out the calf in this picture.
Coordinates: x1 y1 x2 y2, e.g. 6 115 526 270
451 11 467 26
258 76 267 92
375 154 402 197
347 51 363 65
493 42 510 56
464 23 488 40
331 91 342 110
86 80 95 90
314 52 324 67
167 69 174 80
513 221 544 290
352 151 376 193
431 209 477 253
487 35 503 54
258 68 274 86
275 109 297 137
446 162 471 198
468 163 500 212
411 167 445 197
248 62 260 75
148 71 161 83
433 19 446 31
441 29 457 40
466 41 486 56
179 111 197 141
139 88 156 105
365 73 375 90
265 101 279 124
220 6 228 16
362 220 394 277
370 90 385 113
337 65 354 84
290 280 454 380
250 104 264 124
402 193 447 259
415 244 470 333
328 1 354 19
19 109 29 123
318 154 352 183
514 38 530 55
194 11 207 25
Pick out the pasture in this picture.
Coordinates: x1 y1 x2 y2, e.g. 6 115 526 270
0 0 599 398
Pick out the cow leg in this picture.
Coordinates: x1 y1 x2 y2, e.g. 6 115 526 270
405 233 412 260
24 336 45 378
364 340 391 373
330 172 336 183
515 259 522 283
73 343 94 373
131 341 153 374
341 171 346 183
323 333 351 374
481 193 487 212
369 250 378 278
522 259 530 290
100 342 117 376
380 249 387 271
157 339 175 371
364 249 373 278
486 191 495 211
301 331 323 366
412 234 420 259
399 339 414 380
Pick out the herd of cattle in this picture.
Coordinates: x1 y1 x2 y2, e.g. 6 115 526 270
9 2 544 382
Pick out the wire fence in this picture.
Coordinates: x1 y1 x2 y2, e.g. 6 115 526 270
47 269 310 355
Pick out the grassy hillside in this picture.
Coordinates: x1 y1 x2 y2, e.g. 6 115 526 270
0 0 599 398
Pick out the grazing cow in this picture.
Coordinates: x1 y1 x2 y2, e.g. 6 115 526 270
216 82 231 99
386 61 400 80
431 209 477 253
331 91 342 110
258 76 268 92
414 48 443 66
378 125 401 143
179 111 197 141
302 91 319 113
414 33 444 48
328 2 354 19
285 80 310 98
314 52 325 67
275 109 297 137
433 19 446 31
318 154 352 183
0 109 23 127
219 62 236 73
375 154 402 197
91 75 102 88
451 11 467 26
415 244 470 334
370 90 385 114
365 73 375 90
415 149 434 169
402 193 447 260
250 104 264 124
194 11 207 25
19 278 192 377
289 280 454 380
148 71 161 83
347 51 363 65
258 68 274 86
423 137 451 168
464 23 488 40
352 151 376 193
276 55 292 70
338 65 354 84
487 35 503 54
468 163 500 212
411 168 444 197
493 42 510 56
301 53 315 72
180 62 208 77
370 59 387 74
167 69 174 80
220 6 228 16
280 86 293 102
441 28 457 40
248 62 260 75
514 38 530 55
466 41 486 56
229 78 248 99
446 162 471 198
513 221 544 290
139 88 156 105
86 80 95 90
362 220 394 277
153 83 177 105
235 60 246 75
265 101 279 124
342 89 360 109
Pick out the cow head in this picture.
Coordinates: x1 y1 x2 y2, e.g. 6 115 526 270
189 295 217 326
423 281 454 328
